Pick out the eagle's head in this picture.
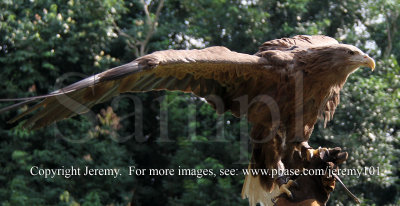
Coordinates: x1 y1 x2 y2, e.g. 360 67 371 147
301 44 375 78
330 44 375 73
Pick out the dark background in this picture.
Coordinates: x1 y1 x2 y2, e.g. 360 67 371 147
0 0 398 205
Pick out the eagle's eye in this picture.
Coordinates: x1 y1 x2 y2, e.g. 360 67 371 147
347 50 356 55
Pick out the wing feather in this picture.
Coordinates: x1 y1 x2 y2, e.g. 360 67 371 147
2 46 279 128
322 87 341 128
258 35 339 52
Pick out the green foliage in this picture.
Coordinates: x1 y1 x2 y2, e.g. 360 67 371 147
0 0 399 205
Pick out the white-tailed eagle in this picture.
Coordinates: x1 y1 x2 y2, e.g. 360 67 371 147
1 35 375 206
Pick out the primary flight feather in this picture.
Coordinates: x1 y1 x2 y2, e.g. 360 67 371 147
0 35 375 205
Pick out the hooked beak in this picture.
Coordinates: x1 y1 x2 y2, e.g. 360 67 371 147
363 55 375 71
349 54 375 71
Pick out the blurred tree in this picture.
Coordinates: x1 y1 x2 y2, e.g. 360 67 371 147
0 0 398 205
0 0 135 205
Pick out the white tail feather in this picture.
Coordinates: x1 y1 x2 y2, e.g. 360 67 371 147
241 173 279 206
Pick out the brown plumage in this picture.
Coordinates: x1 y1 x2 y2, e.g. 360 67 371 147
0 35 375 205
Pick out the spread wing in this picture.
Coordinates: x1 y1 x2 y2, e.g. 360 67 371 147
1 46 281 129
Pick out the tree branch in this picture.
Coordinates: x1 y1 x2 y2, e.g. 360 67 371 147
112 20 140 57
113 0 164 57
139 0 165 56
384 10 398 59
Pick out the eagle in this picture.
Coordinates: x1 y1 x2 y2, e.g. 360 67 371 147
1 35 375 205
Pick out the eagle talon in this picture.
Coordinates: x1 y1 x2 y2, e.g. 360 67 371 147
306 148 319 161
276 179 296 199
291 179 299 188
306 147 329 161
